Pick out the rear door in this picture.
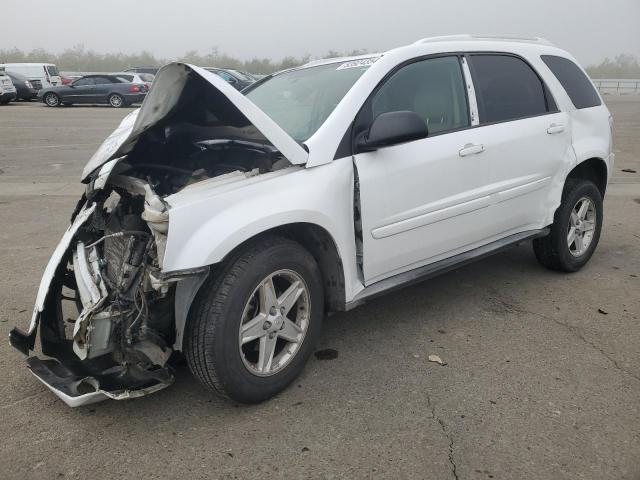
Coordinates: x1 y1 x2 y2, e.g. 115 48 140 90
92 76 116 102
467 53 572 234
353 55 493 284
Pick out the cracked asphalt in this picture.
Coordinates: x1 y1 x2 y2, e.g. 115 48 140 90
1 99 639 480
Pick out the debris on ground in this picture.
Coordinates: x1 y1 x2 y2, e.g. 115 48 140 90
621 168 637 173
428 354 447 366
314 349 339 360
598 308 609 315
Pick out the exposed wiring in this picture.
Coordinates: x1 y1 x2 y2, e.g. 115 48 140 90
84 230 151 249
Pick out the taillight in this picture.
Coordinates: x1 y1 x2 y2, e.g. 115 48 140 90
129 84 142 93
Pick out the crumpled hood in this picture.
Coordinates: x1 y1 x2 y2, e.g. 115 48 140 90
81 63 309 181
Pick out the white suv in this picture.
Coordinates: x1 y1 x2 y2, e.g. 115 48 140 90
11 35 613 406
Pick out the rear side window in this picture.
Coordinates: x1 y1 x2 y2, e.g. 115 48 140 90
470 54 549 124
117 75 134 82
370 56 470 135
93 76 114 84
74 77 95 86
541 55 601 109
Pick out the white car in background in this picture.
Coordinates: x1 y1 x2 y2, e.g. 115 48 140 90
0 68 17 104
11 35 613 407
114 72 155 89
0 62 62 89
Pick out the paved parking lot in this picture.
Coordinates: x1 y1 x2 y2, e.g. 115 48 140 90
1 99 639 480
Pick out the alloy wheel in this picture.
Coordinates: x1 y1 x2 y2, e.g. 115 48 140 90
109 95 123 107
567 196 596 257
238 269 310 377
45 93 59 106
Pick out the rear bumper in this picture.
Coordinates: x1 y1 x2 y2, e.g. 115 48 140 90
123 93 147 104
18 89 39 100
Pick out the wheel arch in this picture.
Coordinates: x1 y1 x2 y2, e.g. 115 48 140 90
565 157 608 197
172 222 347 351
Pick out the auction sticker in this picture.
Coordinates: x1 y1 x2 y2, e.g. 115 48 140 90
336 57 379 70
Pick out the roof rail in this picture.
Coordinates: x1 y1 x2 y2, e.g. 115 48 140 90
413 34 554 46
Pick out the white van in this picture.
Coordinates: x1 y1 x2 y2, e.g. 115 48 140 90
0 63 61 89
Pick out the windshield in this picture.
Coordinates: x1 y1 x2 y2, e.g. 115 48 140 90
46 65 60 76
229 69 253 82
246 58 375 142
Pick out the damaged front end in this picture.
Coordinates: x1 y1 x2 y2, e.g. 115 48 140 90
11 186 177 407
10 63 308 406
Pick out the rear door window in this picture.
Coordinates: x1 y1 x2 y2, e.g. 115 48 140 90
541 55 601 109
93 76 114 84
369 56 470 135
469 54 550 124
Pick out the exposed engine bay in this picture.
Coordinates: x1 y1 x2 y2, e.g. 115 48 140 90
11 64 296 405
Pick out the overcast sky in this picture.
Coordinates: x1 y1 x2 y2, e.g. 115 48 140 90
2 0 638 65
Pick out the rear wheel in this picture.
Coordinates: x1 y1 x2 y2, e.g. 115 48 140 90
533 179 603 272
44 92 60 107
108 93 124 108
185 236 324 403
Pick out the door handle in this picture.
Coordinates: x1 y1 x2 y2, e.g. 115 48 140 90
547 123 565 134
459 143 484 157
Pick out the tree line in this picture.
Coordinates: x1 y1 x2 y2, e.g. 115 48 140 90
0 45 368 74
1 46 638 78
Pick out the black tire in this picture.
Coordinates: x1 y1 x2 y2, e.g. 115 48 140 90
108 93 124 108
533 179 603 272
43 92 60 107
185 235 324 403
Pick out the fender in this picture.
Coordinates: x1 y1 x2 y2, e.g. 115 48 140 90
162 158 364 304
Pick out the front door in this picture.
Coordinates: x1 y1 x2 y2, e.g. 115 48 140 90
354 56 492 284
68 77 96 103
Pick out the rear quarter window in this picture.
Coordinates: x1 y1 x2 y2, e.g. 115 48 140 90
541 55 601 109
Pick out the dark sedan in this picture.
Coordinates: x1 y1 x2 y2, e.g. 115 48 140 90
5 71 39 100
38 74 147 108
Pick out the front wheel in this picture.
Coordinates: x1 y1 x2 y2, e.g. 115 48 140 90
43 92 60 107
108 93 124 108
533 179 603 272
185 236 324 403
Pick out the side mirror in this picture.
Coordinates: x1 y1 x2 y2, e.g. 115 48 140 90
357 111 428 152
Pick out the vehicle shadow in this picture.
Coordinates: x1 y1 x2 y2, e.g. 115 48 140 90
79 241 546 421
